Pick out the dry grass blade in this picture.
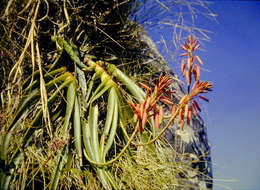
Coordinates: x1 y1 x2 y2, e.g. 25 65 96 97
36 42 53 138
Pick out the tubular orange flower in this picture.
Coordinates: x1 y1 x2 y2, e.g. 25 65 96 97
195 64 200 81
155 113 160 130
176 35 212 130
193 100 201 112
181 59 186 76
195 55 203 65
139 82 152 92
185 71 191 86
160 96 173 105
192 103 197 116
199 95 209 102
171 105 177 116
128 74 175 133
193 44 200 51
182 45 188 51
158 106 164 125
145 96 151 110
142 110 148 127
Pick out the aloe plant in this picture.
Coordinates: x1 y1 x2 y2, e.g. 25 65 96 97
0 1 213 189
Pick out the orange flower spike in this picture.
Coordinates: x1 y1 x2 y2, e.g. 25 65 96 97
195 55 203 65
171 105 177 116
181 59 186 76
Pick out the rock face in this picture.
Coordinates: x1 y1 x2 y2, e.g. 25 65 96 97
140 32 213 190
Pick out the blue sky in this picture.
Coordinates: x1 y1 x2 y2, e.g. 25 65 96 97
144 1 260 190
203 2 260 190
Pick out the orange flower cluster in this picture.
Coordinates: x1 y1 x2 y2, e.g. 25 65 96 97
177 81 212 129
128 75 174 132
181 35 203 92
129 35 212 132
177 36 212 129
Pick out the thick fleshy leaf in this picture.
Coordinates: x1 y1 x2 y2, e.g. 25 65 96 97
103 88 119 158
73 96 83 165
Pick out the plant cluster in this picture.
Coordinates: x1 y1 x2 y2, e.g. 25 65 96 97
0 1 213 189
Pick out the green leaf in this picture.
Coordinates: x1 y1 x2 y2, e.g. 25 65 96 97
103 87 119 159
49 145 69 190
89 104 101 162
73 96 83 165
